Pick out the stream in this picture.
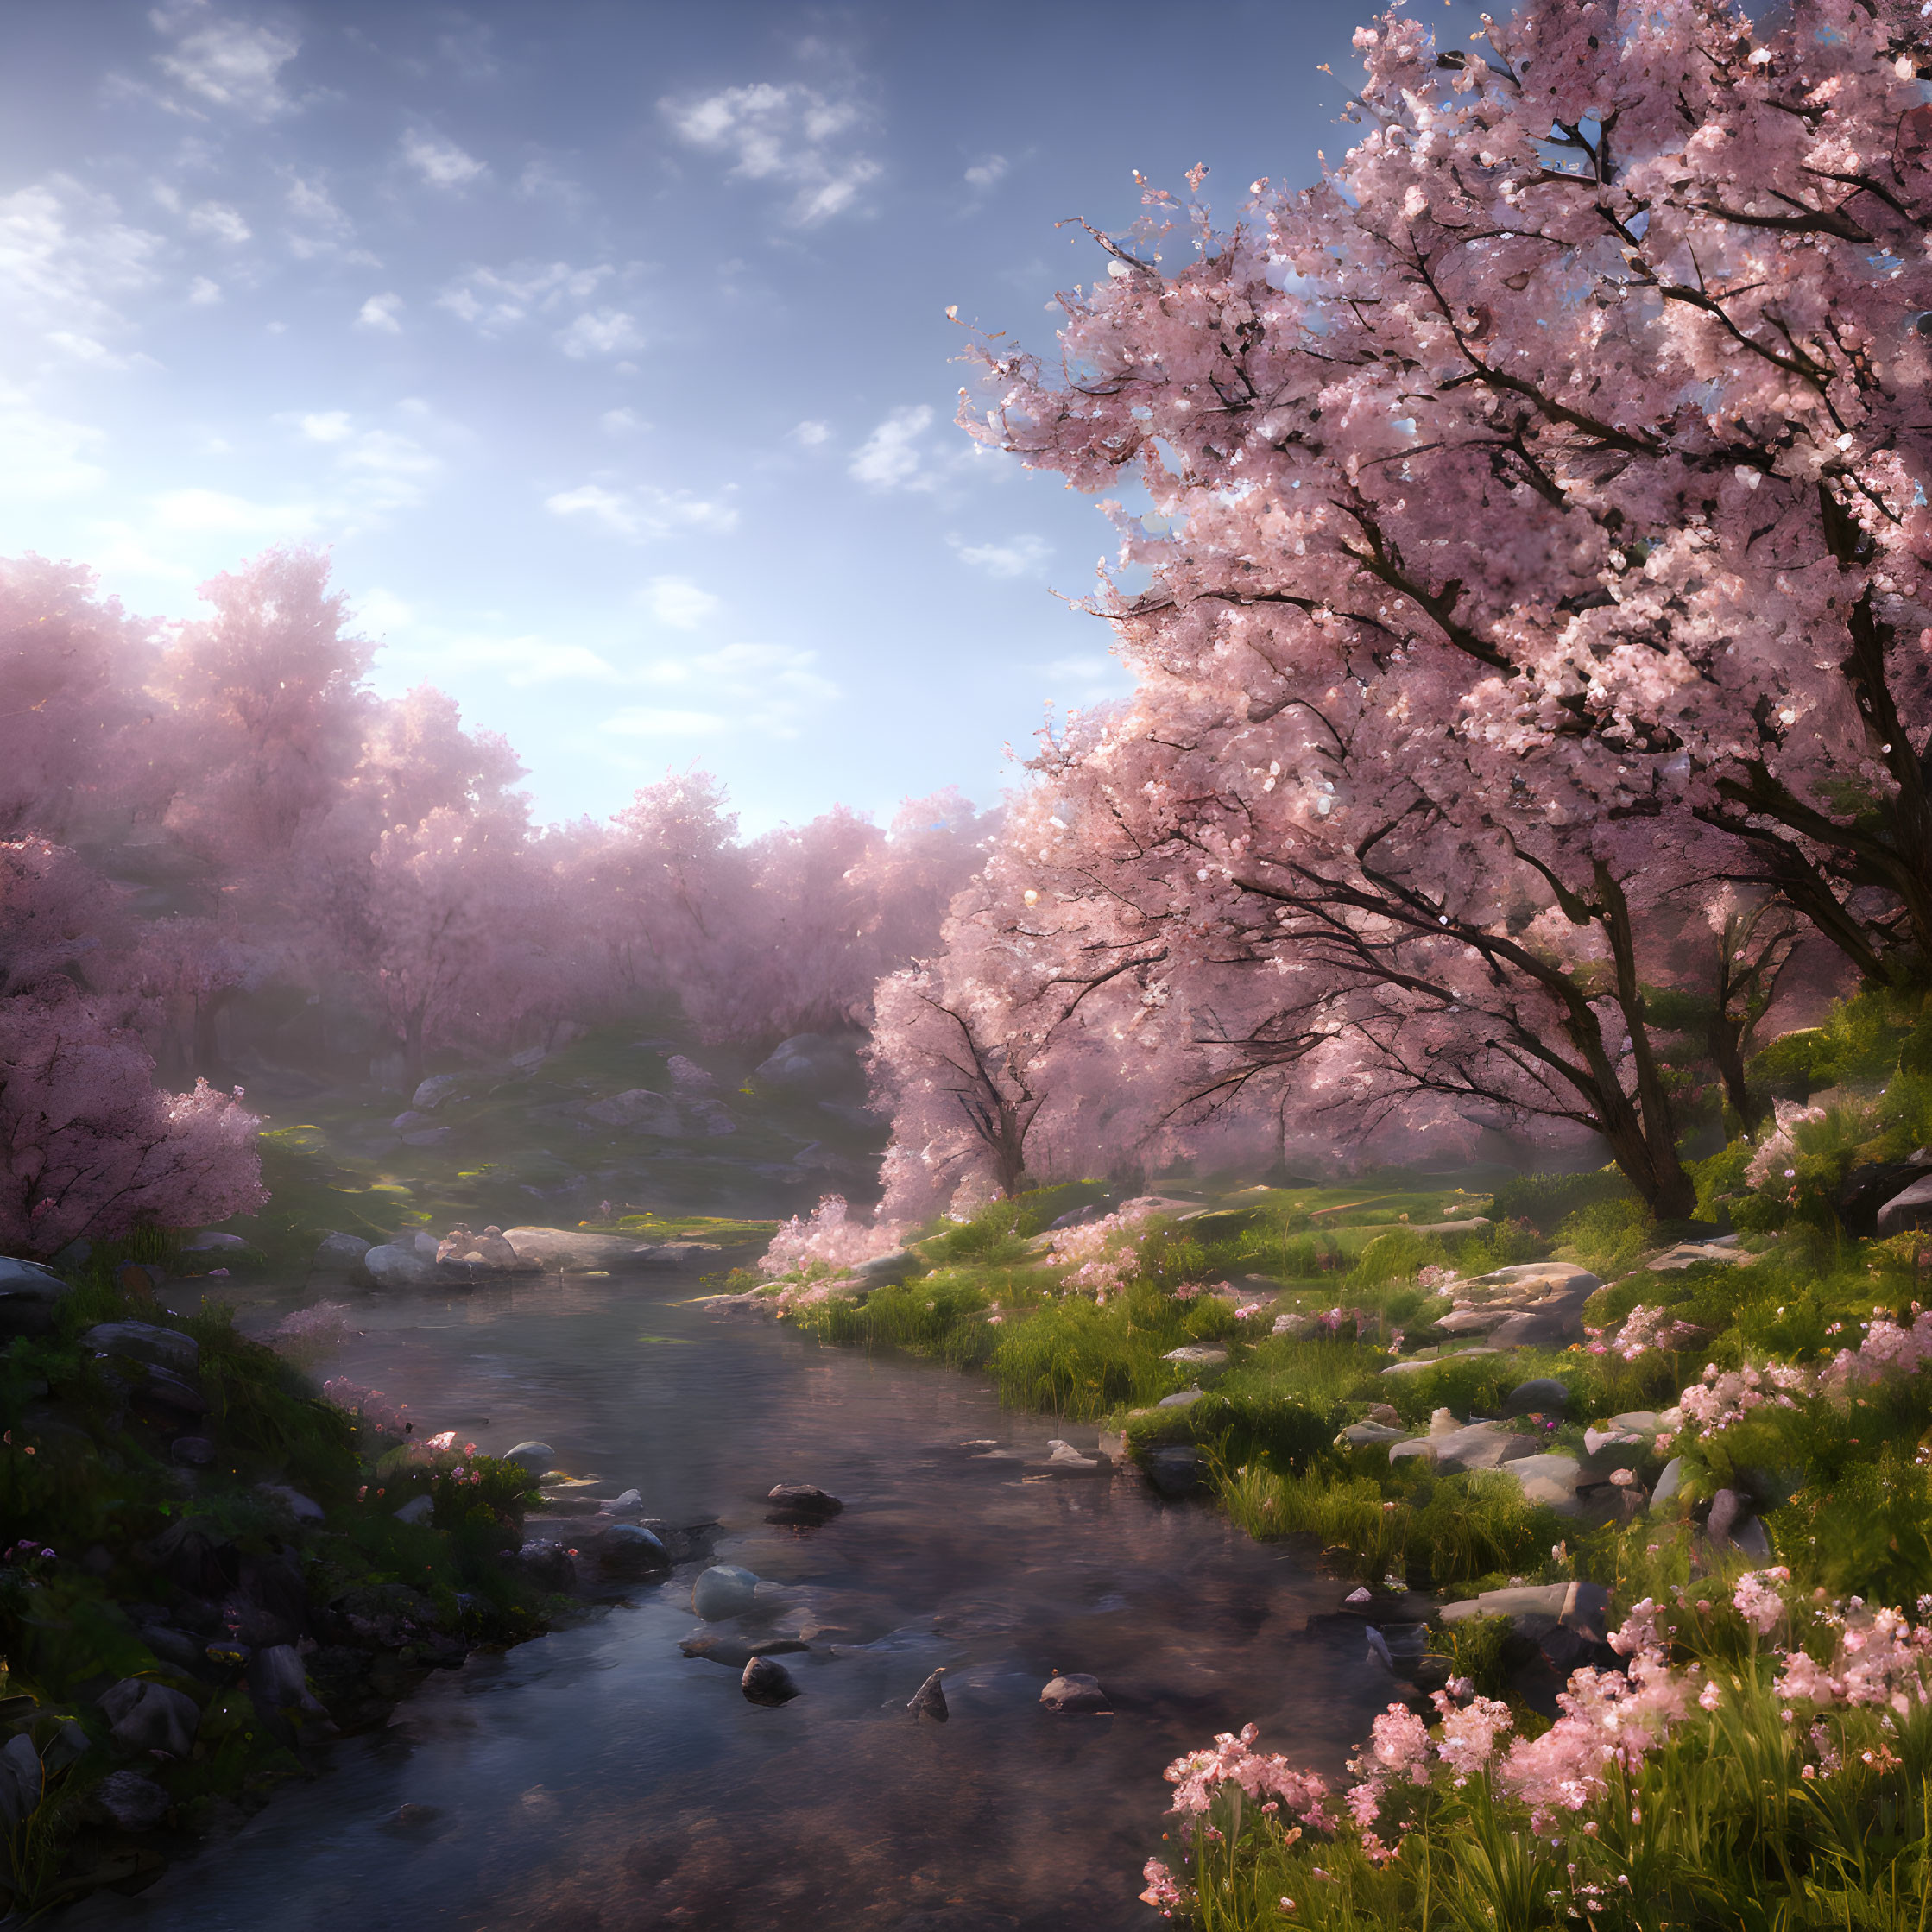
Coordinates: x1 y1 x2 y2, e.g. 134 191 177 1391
74 1260 1393 1931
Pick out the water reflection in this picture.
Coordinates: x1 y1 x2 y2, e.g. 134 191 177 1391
77 1268 1392 1930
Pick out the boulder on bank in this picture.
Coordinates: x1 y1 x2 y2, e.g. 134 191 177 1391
502 1441 558 1478
363 1242 439 1290
0 1255 70 1337
1878 1173 1932 1237
81 1320 199 1374
313 1232 374 1281
98 1678 199 1757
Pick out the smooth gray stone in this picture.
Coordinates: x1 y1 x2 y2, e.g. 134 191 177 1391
693 1563 761 1620
81 1320 199 1373
1163 1344 1228 1366
313 1231 373 1276
851 1248 919 1287
584 1088 681 1134
0 1734 41 1828
1506 1379 1571 1415
249 1644 325 1714
681 1633 809 1668
393 1495 434 1525
1341 1421 1409 1447
411 1073 471 1110
363 1242 439 1289
98 1679 199 1757
1877 1174 1932 1236
257 1483 325 1521
1502 1453 1584 1515
1381 1348 1500 1375
502 1441 558 1477
1157 1387 1206 1410
1142 1445 1202 1497
1039 1671 1110 1713
1651 1456 1684 1506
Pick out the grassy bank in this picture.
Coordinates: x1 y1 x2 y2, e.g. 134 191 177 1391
749 988 1932 1927
1 1241 559 1916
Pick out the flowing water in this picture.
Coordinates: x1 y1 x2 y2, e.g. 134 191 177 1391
78 1261 1392 1931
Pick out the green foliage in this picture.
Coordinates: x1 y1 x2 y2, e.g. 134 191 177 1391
1487 1165 1634 1234
1348 1228 1446 1289
1151 1653 1932 1932
1552 1196 1656 1274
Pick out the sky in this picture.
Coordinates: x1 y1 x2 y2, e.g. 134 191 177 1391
0 0 1487 835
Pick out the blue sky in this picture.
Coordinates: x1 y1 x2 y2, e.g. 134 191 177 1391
0 0 1481 833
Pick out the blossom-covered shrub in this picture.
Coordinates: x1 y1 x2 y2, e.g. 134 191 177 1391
757 1194 906 1280
1141 1594 1932 1927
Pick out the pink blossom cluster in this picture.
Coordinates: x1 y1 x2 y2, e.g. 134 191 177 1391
1162 1724 1334 1834
757 1194 906 1280
1820 1308 1932 1392
1044 1204 1158 1304
1610 1304 1707 1361
1774 1604 1932 1714
1660 1361 1809 1444
1417 1266 1460 1291
1496 1648 1690 1833
1733 1567 1793 1637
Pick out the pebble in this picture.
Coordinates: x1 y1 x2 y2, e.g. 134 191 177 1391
906 1667 949 1722
1039 1672 1110 1714
741 1656 801 1705
767 1482 843 1523
502 1441 559 1478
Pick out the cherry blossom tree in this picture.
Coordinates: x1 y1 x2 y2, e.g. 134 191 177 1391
939 0 1932 1210
0 554 162 846
0 838 262 1254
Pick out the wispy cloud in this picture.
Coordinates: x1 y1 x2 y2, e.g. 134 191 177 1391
148 1 301 121
661 79 881 227
964 154 1008 189
849 405 935 490
603 641 837 741
645 576 719 628
789 419 830 446
0 176 164 365
292 408 439 511
950 532 1051 578
555 307 643 359
355 291 403 333
400 129 488 190
186 199 249 243
546 482 737 540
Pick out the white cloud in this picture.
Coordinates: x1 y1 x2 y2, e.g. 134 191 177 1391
286 408 439 510
849 405 935 490
546 483 738 540
186 199 249 243
356 291 403 333
789 419 830 446
555 307 643 359
437 260 612 335
401 130 488 190
647 576 719 629
445 635 618 685
601 407 642 435
150 1 300 120
661 79 881 227
0 176 164 364
299 409 352 443
964 154 1008 189
186 274 222 304
150 486 319 535
604 641 837 741
951 532 1051 578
